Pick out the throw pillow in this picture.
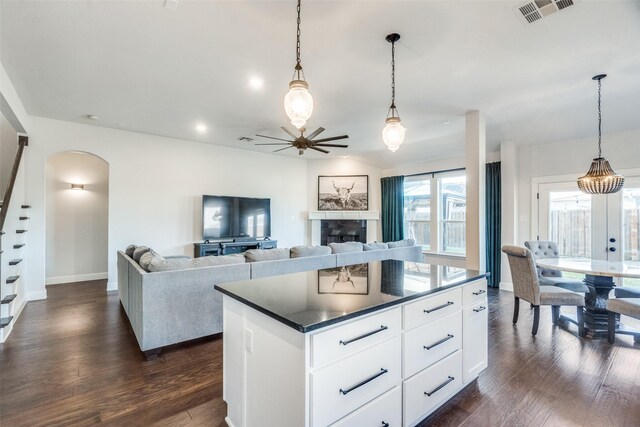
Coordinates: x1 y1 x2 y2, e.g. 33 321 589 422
132 246 151 262
244 248 290 262
147 257 196 272
290 245 332 258
125 244 137 257
328 242 364 254
138 250 164 272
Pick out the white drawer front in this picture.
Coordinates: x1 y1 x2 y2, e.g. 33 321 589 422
331 386 401 427
312 336 401 427
462 279 487 307
403 351 463 427
311 308 401 368
403 310 462 378
403 288 462 331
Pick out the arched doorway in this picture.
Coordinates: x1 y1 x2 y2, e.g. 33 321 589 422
45 151 109 287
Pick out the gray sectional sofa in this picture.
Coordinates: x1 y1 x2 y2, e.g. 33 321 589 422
117 240 421 354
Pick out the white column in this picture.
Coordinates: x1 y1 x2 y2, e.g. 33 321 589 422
465 111 486 271
500 141 518 290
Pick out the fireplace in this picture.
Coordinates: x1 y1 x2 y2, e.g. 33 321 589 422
308 210 379 246
321 220 367 246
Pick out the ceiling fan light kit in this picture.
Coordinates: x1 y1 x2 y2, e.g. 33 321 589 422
577 74 624 194
284 0 313 130
382 33 406 152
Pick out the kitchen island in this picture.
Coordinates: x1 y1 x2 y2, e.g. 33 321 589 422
215 260 489 427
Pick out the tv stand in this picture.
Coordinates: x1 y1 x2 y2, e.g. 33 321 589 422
194 239 278 258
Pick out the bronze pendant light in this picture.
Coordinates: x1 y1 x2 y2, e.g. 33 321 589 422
577 74 624 194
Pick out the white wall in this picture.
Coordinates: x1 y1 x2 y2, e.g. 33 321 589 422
25 117 308 298
306 158 383 242
45 152 109 284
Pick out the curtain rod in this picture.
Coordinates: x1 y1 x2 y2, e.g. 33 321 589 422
404 167 466 178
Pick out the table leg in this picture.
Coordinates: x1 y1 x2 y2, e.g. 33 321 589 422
583 274 616 339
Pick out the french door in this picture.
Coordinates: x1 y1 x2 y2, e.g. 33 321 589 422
537 176 640 285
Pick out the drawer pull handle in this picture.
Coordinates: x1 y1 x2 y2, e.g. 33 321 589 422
473 306 487 313
382 422 390 427
424 334 454 350
424 376 455 397
339 325 388 346
339 368 388 395
424 301 454 314
472 290 486 296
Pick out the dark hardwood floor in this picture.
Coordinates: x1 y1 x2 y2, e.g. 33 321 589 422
1 281 638 426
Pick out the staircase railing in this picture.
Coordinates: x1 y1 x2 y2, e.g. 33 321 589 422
0 135 28 232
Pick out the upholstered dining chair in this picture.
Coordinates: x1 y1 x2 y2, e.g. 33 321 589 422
523 241 589 293
502 245 585 337
607 297 640 344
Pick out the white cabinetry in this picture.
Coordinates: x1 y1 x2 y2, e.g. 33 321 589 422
222 278 488 427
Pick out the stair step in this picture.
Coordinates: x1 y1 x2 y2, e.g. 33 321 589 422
21 205 31 209
16 229 27 234
0 316 14 329
1 294 16 304
9 259 22 266
19 216 29 220
13 244 25 249
6 276 19 284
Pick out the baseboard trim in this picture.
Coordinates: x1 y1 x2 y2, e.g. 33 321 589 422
500 281 514 292
27 290 47 301
107 281 117 292
224 417 237 427
46 272 108 285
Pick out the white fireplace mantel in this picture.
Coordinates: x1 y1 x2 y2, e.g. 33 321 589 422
308 211 380 245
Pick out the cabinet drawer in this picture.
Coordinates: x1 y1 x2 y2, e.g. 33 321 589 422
311 308 401 368
403 288 462 331
312 336 401 427
462 280 487 307
403 351 462 427
403 311 462 378
331 386 401 427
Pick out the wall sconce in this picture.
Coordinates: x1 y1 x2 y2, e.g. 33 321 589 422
70 184 85 190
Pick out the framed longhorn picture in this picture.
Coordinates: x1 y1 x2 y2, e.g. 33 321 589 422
318 175 369 211
318 263 369 295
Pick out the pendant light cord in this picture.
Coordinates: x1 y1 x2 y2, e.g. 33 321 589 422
390 39 396 109
597 77 602 158
293 0 304 80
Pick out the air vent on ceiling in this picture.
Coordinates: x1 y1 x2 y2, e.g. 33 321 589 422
516 0 575 24
237 136 254 142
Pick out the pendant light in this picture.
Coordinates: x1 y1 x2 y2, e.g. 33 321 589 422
382 33 406 152
577 74 624 194
283 0 313 130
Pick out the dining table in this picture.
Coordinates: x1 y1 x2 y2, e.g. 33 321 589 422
535 257 640 339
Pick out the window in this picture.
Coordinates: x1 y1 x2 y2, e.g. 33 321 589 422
404 178 431 250
403 171 466 255
548 191 591 258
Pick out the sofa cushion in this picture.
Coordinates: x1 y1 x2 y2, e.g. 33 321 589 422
244 248 290 262
125 244 137 257
328 242 364 254
147 257 196 272
132 246 151 262
139 250 164 272
363 242 389 251
387 239 416 248
193 254 245 267
290 245 331 258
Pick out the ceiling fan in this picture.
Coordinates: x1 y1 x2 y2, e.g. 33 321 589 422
255 127 349 156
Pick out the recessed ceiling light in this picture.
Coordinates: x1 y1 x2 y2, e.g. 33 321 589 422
249 77 264 90
87 115 99 121
195 124 207 133
164 0 179 11
442 120 451 125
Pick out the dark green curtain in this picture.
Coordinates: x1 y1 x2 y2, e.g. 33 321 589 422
485 162 501 288
381 176 404 242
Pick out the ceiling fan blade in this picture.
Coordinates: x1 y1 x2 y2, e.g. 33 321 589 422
255 143 292 146
273 146 294 153
314 143 349 148
306 127 325 140
255 134 294 142
312 135 349 143
308 146 330 154
280 127 298 139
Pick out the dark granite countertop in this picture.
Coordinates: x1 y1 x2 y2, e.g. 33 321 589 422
215 260 489 333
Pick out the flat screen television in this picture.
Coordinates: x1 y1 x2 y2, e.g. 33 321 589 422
202 195 271 240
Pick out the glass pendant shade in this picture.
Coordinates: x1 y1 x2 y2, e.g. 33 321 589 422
577 157 625 194
382 116 406 152
284 79 313 129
